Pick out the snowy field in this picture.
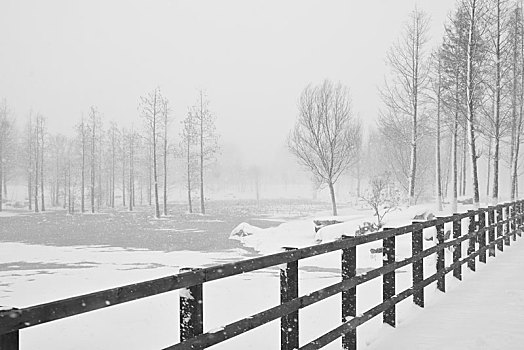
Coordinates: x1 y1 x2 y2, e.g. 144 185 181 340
1 199 520 349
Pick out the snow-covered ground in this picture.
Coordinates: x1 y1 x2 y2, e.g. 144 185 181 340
367 238 524 350
1 200 520 349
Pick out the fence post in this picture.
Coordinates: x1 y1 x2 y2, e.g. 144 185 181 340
488 207 496 257
383 228 395 327
505 205 511 246
412 222 424 307
467 210 476 272
452 216 462 280
281 247 299 350
515 201 523 237
497 206 504 252
436 219 445 292
512 202 517 241
0 331 19 350
0 309 19 350
179 268 203 342
341 236 356 350
478 210 486 264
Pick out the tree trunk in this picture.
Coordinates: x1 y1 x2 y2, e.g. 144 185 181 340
200 93 206 215
67 157 71 214
34 121 39 213
153 93 161 219
163 112 168 216
486 136 492 198
40 118 45 212
461 126 467 196
492 0 502 205
148 142 152 206
0 135 3 212
97 134 102 210
81 120 85 213
466 0 480 208
129 134 133 212
122 142 126 208
356 157 361 198
435 55 443 212
28 123 32 211
55 149 60 207
328 180 338 216
452 114 458 213
512 8 524 201
91 116 95 214
187 136 193 214
111 129 115 208
63 167 67 209
452 65 459 213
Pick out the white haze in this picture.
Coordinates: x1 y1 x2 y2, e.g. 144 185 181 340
0 0 457 197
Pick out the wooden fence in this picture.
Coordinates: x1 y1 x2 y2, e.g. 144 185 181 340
1 200 523 350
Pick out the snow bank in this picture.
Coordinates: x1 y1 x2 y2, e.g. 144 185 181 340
229 222 264 239
229 220 316 254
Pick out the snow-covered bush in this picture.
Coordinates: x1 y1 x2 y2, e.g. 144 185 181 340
361 173 400 227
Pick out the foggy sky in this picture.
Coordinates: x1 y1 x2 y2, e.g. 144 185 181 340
0 0 456 167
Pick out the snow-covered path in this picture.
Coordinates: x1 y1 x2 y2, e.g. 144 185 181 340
366 238 524 350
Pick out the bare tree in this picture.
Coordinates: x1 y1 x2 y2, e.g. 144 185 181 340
0 100 13 211
288 80 361 216
140 88 163 218
482 0 512 204
510 3 524 200
89 106 98 213
160 97 171 216
380 8 430 205
120 127 127 208
192 90 219 215
429 50 445 211
441 6 470 212
108 122 118 208
25 114 33 211
464 0 488 208
37 114 46 211
77 116 87 213
128 129 135 211
361 172 399 227
181 109 198 213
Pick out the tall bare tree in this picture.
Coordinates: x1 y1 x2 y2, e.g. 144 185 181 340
0 100 12 212
181 109 197 213
192 90 219 215
37 114 46 211
464 0 488 208
483 0 512 204
89 106 98 213
380 8 430 205
140 88 163 218
431 50 445 211
78 116 87 213
26 114 33 211
288 80 361 216
128 129 135 211
161 97 171 216
510 3 524 200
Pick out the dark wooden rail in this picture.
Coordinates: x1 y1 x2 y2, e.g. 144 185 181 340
1 200 523 349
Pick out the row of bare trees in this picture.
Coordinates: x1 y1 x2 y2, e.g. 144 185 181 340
0 89 219 217
377 0 524 210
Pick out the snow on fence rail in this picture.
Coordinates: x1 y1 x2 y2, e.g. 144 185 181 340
1 201 524 350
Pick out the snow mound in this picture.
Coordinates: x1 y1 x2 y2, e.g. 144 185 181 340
229 222 263 239
315 220 372 243
229 221 315 254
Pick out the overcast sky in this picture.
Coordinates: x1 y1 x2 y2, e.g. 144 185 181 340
0 0 456 166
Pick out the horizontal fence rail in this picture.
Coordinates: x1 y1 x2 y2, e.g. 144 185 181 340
1 200 523 349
